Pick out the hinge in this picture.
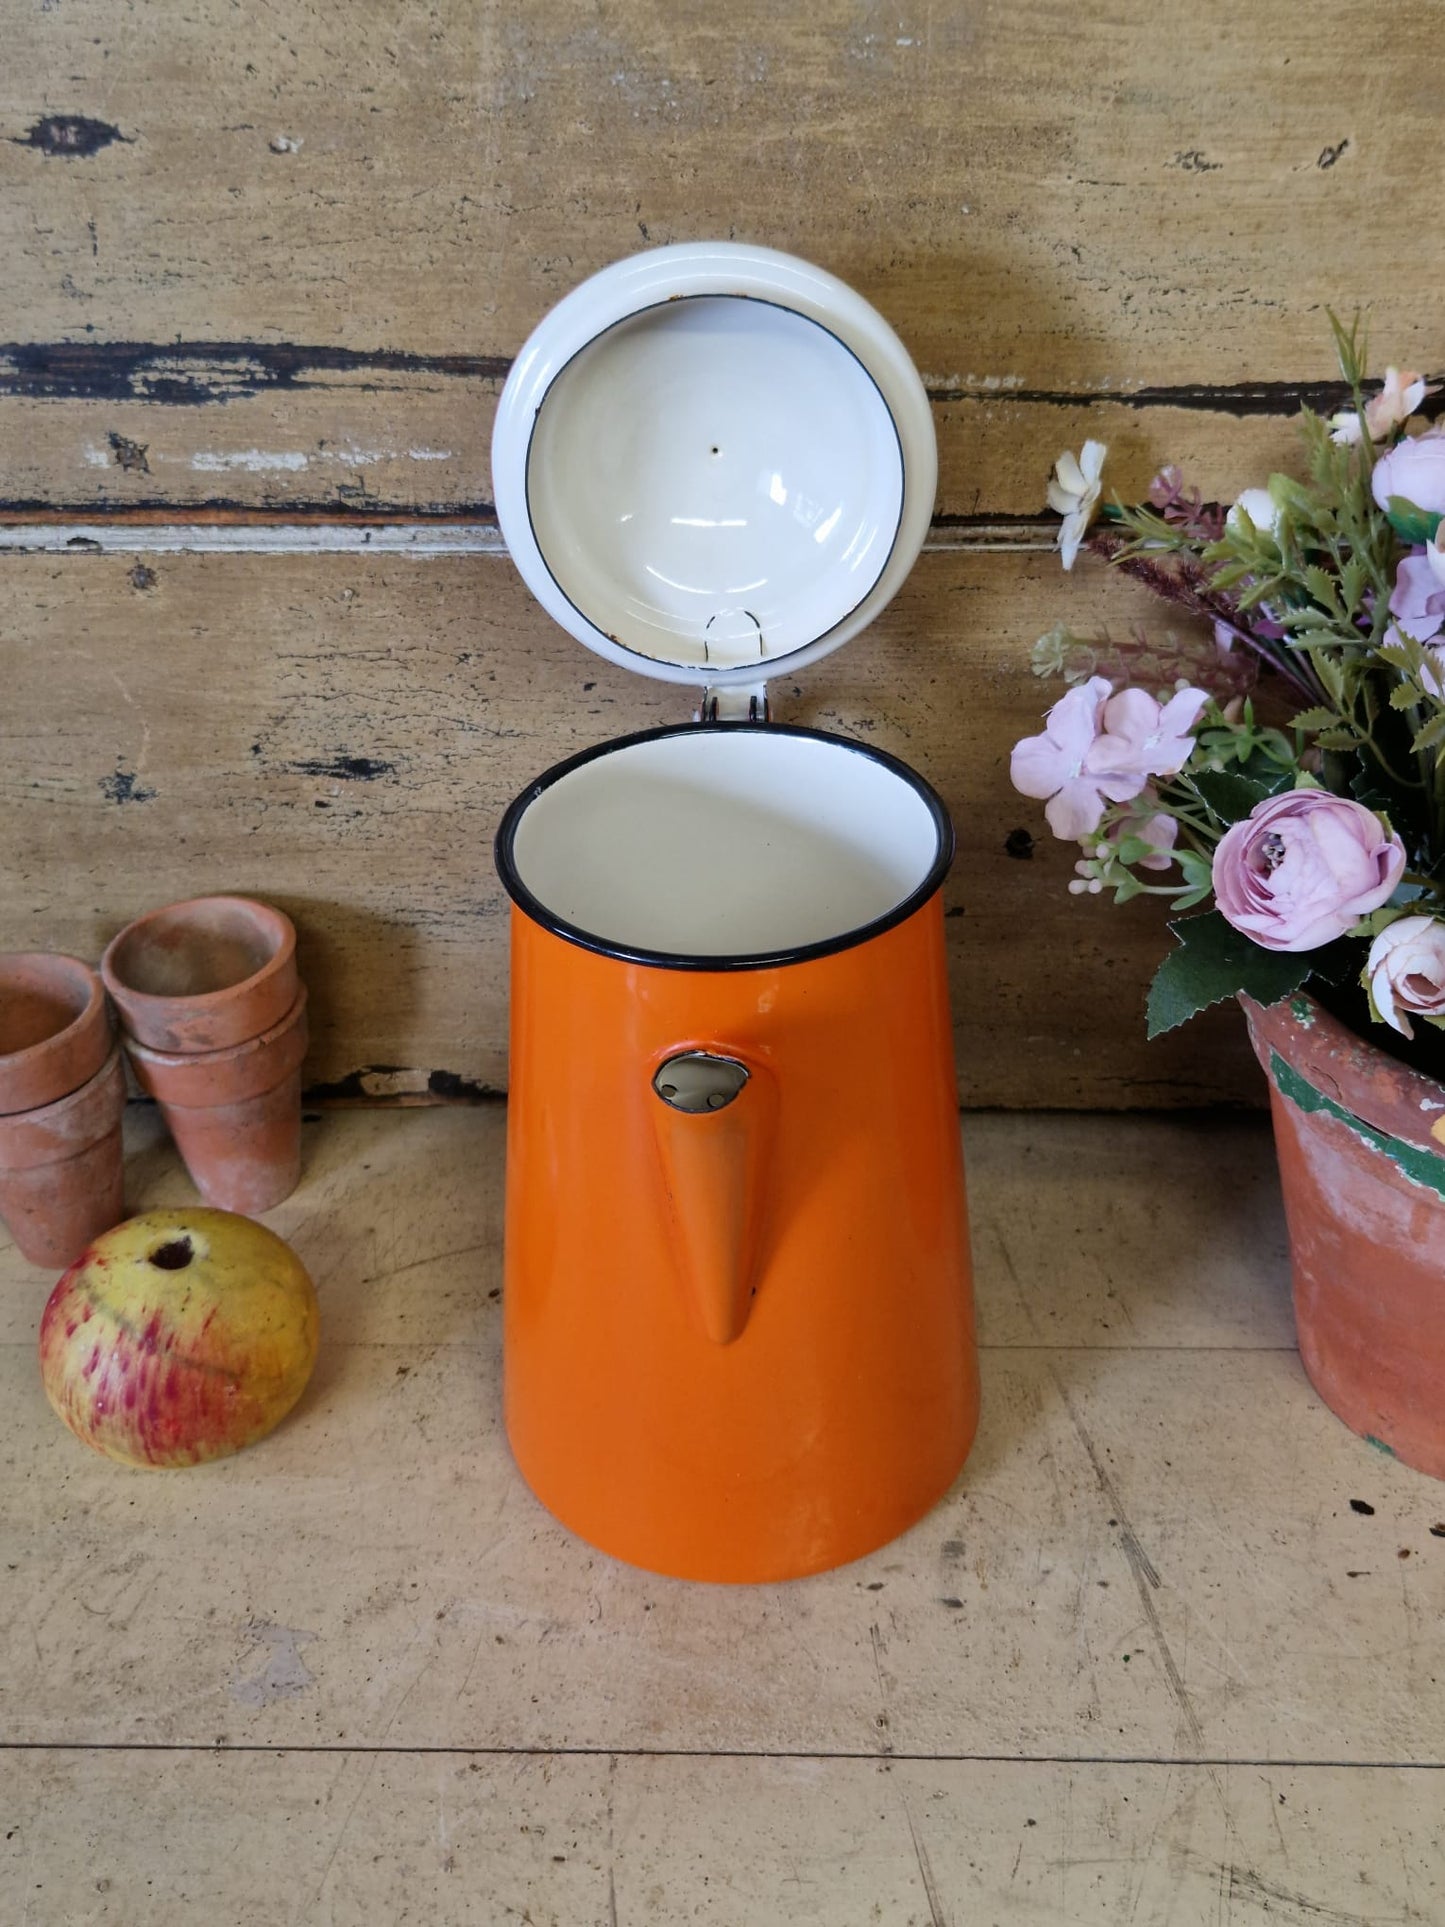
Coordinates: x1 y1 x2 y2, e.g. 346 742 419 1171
695 683 770 724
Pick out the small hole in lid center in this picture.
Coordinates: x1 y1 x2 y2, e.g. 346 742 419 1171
709 446 720 456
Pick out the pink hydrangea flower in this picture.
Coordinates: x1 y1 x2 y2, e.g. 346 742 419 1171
1366 915 1445 1039
1372 427 1445 517
1012 680 1211 842
1133 811 1179 872
1088 685 1211 784
1010 677 1137 838
1213 790 1406 952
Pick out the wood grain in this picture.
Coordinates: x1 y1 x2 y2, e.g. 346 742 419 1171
6 1750 1439 1925
4 1106 1441 1923
5 1106 1443 1768
0 546 1261 1108
9 0 1428 1104
4 0 1440 379
0 377 1333 521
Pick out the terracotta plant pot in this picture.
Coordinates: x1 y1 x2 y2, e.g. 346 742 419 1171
1243 990 1445 1480
101 896 298 1054
122 990 309 1215
0 952 113 1117
0 1046 127 1268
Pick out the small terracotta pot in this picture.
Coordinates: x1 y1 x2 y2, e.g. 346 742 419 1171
123 989 308 1215
0 953 113 1117
101 896 298 1054
1243 990 1445 1481
0 1045 127 1268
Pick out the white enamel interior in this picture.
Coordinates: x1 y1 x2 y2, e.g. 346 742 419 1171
525 299 904 673
492 244 937 686
509 731 942 959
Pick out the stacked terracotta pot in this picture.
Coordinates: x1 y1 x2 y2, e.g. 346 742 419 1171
101 897 308 1218
0 954 127 1267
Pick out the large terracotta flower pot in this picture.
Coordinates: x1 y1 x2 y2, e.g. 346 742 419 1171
123 990 308 1215
101 896 298 1054
1243 990 1445 1480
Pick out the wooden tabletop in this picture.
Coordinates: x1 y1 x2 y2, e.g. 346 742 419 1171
2 1104 1442 1923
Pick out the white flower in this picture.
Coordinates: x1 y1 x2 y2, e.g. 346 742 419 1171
1227 487 1282 540
1330 367 1438 445
1047 441 1106 570
1367 914 1445 1039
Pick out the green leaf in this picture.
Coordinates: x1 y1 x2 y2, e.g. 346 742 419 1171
1390 682 1421 710
1289 706 1340 731
1378 642 1426 675
1113 834 1155 866
1412 711 1445 754
1146 912 1347 1040
1301 565 1343 616
1385 496 1444 546
1242 739 1297 780
1315 655 1347 703
1189 769 1274 825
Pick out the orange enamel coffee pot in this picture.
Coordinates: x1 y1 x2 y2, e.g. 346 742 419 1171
491 244 978 1582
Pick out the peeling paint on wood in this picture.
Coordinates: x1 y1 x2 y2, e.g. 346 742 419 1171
0 522 1059 557
13 114 129 158
5 0 1441 381
0 342 509 406
0 339 1408 418
6 383 1437 522
98 766 157 804
5 0 1431 1110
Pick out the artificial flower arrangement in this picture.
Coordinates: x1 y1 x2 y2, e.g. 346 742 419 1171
1011 320 1445 1055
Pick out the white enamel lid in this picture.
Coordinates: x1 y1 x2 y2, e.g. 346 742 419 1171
491 242 938 687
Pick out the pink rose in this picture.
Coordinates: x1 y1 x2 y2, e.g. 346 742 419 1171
1372 427 1445 517
1213 790 1406 951
1010 677 1146 839
1367 915 1445 1039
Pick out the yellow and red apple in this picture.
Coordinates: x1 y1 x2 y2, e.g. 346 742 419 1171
39 1208 319 1467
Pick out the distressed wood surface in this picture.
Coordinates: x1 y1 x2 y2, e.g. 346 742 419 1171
0 546 1259 1107
3 0 1439 379
5 1750 1440 1925
7 0 1440 1104
2 1106 1443 1922
0 382 1346 522
5 0 1443 516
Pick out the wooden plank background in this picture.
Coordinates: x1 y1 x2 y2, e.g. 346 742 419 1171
5 0 1443 1104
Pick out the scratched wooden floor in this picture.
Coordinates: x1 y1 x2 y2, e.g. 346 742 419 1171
2 1104 1442 1926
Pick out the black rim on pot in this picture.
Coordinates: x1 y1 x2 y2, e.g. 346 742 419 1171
493 721 956 974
